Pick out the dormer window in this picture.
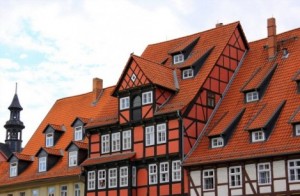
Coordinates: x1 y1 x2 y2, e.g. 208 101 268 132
182 68 194 79
295 124 300 136
173 54 184 64
75 126 83 141
120 97 130 110
39 157 47 172
252 130 265 142
69 151 78 167
46 133 54 147
246 91 259 103
207 91 216 108
10 162 17 177
211 137 224 148
142 91 153 105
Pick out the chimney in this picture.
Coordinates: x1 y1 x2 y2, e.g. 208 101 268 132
216 23 223 28
267 17 277 59
93 78 103 101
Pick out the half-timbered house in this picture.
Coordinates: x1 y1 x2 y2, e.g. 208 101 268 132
184 18 300 196
82 21 248 196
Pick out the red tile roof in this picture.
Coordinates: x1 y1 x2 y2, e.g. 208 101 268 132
81 152 135 167
11 153 34 162
290 106 300 123
168 36 200 54
184 27 300 166
72 141 88 150
37 147 63 157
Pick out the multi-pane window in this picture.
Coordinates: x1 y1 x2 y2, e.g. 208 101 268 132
157 123 166 144
246 91 259 102
101 134 110 153
172 160 181 181
60 185 67 196
48 187 55 196
69 151 77 167
149 164 157 184
258 163 271 185
203 169 214 191
207 91 215 108
46 133 54 147
145 126 155 146
288 159 300 182
74 184 80 196
295 124 300 136
109 168 117 188
32 190 39 196
98 170 106 189
120 97 130 110
122 130 131 150
142 91 153 105
74 126 83 141
173 54 184 64
160 162 169 183
87 171 96 190
211 137 224 148
183 68 194 79
10 162 17 177
20 192 25 196
39 157 47 172
112 132 120 152
120 167 128 187
229 166 242 188
252 130 265 142
132 166 137 187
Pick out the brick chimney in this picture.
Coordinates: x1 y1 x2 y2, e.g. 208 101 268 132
93 78 103 101
216 23 223 28
267 17 277 59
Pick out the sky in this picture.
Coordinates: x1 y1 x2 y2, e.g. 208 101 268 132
0 0 300 146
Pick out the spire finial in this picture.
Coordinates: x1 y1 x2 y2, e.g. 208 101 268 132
15 82 18 94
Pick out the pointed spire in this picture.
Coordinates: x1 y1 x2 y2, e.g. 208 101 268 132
8 83 23 110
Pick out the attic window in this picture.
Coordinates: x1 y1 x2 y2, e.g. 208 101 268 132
69 151 78 167
211 137 224 148
182 68 194 79
295 124 300 136
246 91 259 103
251 130 265 142
131 73 137 82
39 157 47 172
74 126 83 141
46 133 54 147
282 48 289 59
10 162 17 177
173 54 184 64
297 81 300 93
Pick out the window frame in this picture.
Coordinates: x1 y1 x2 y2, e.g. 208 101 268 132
98 169 106 189
111 132 121 152
173 53 184 64
182 68 194 79
203 169 214 191
229 166 242 188
149 164 157 185
87 171 96 190
60 185 67 196
39 157 47 172
252 130 265 142
120 166 128 187
172 160 181 182
160 162 169 183
32 190 39 196
74 184 80 196
120 97 130 110
74 126 83 141
246 91 259 102
145 126 155 146
257 162 271 185
207 91 216 108
288 159 300 182
142 91 153 105
211 137 224 148
48 187 55 196
101 134 110 154
132 166 137 187
10 162 18 177
46 133 54 147
157 123 166 144
69 151 78 167
295 124 300 136
122 130 131 150
109 168 118 188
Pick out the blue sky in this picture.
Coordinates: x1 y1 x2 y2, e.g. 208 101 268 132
1 0 300 146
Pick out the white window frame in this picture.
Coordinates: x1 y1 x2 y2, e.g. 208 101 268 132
157 123 166 144
112 132 120 152
48 187 55 196
288 159 300 182
252 130 265 142
101 134 110 154
46 133 54 147
39 157 47 172
173 53 184 64
69 151 78 167
74 126 83 141
120 166 128 187
229 166 242 188
172 160 181 181
149 164 157 185
145 126 155 146
98 170 106 189
109 168 117 188
142 91 153 105
32 190 39 196
203 169 214 191
60 185 67 196
120 97 129 110
10 162 18 177
258 163 271 185
122 130 131 150
295 124 300 136
160 162 169 183
132 166 137 187
211 137 224 148
182 68 194 79
131 73 137 82
87 171 96 190
74 184 80 196
246 91 259 102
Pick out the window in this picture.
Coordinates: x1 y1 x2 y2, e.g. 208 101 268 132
229 166 242 188
74 184 80 196
60 185 67 196
246 91 259 102
142 91 153 105
101 134 110 154
132 95 142 121
109 168 117 188
183 68 194 79
120 167 128 187
160 162 169 183
48 187 55 196
207 91 215 108
69 151 77 167
39 157 47 172
258 163 271 185
98 170 106 189
20 192 25 196
122 130 131 150
74 126 83 141
157 123 166 144
252 130 265 142
46 133 54 147
145 126 155 146
149 164 157 185
10 162 17 177
172 160 181 181
132 166 137 187
203 169 214 191
87 171 96 190
288 159 300 182
32 190 39 196
295 124 300 136
120 97 129 110
211 137 224 148
131 73 136 82
173 54 184 64
112 132 120 152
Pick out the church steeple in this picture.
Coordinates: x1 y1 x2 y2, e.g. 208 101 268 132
4 83 25 153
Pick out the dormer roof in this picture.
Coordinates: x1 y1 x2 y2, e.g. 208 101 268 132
9 152 34 162
43 124 65 133
36 147 63 157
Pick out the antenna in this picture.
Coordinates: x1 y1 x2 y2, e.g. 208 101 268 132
15 82 18 94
